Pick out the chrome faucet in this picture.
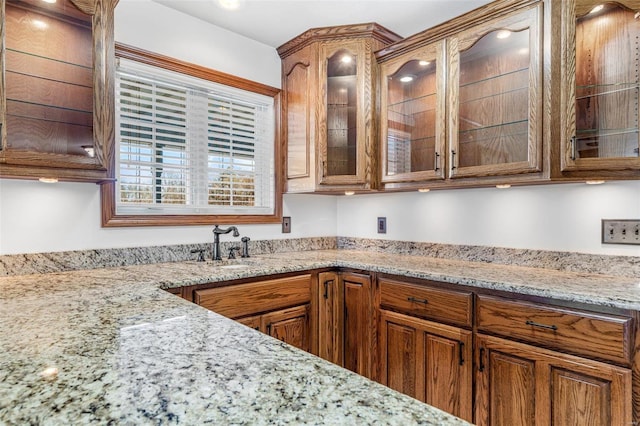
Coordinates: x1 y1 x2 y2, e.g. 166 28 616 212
212 225 240 260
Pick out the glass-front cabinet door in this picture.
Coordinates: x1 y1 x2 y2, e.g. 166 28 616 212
448 4 543 179
318 40 368 187
561 0 640 172
380 41 446 184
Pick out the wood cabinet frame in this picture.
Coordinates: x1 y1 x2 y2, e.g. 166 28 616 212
0 0 118 182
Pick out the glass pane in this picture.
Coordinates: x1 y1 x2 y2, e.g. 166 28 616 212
458 28 530 168
326 49 357 176
387 59 437 175
575 2 640 159
4 0 94 157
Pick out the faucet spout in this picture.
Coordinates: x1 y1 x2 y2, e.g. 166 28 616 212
212 225 240 260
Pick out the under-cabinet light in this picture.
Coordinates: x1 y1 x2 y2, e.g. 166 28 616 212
418 60 430 66
400 76 414 83
589 4 604 14
218 0 241 10
41 0 56 3
496 30 511 39
586 180 605 185
418 188 431 193
496 184 511 189
344 191 355 196
39 177 59 184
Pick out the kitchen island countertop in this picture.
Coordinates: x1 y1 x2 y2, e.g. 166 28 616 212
1 248 639 424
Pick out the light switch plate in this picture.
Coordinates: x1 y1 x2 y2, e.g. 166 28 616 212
602 219 640 245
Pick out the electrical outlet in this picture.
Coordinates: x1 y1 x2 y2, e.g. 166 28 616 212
377 217 387 234
602 219 640 245
282 216 291 234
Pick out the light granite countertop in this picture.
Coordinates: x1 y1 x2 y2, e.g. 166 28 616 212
1 248 639 425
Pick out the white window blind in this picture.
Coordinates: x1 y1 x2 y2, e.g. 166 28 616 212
115 58 275 215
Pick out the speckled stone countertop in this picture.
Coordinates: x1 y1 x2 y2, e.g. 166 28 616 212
2 249 639 425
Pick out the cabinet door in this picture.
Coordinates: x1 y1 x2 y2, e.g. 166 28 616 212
317 271 344 365
448 3 543 178
379 310 473 422
262 304 311 352
342 272 375 379
236 314 263 332
380 41 447 185
0 0 116 181
560 0 640 173
475 333 632 426
318 40 372 187
282 43 317 192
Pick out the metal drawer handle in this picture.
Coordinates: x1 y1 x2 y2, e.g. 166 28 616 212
408 296 428 304
526 320 558 331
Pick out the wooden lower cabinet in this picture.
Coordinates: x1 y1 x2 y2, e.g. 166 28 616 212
475 333 632 426
379 310 473 422
317 271 344 365
342 272 376 380
261 304 311 352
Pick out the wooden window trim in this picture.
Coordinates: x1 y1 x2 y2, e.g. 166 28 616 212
100 43 283 227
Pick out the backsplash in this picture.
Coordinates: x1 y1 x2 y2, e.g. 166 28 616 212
0 237 337 277
339 237 640 278
1 236 638 278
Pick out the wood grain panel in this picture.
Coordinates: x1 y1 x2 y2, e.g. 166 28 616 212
5 49 92 87
6 115 92 154
489 350 536 425
552 368 610 425
236 314 262 331
194 274 311 318
6 72 92 112
317 271 344 365
5 4 92 66
477 295 634 366
342 272 374 379
8 0 94 23
379 277 473 328
385 321 418 397
262 304 310 352
285 61 311 179
6 100 92 127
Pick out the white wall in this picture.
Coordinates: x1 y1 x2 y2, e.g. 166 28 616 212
0 1 639 257
0 0 336 255
338 181 640 256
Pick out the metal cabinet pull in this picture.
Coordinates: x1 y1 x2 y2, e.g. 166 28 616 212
323 279 333 299
570 135 577 161
451 150 457 170
526 320 558 331
266 323 272 335
434 152 440 171
458 342 465 366
479 347 485 372
407 296 428 304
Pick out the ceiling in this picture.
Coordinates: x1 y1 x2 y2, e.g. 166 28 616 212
151 0 492 48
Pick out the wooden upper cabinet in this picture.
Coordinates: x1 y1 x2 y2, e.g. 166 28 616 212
379 41 447 185
558 0 640 176
277 23 402 193
0 0 117 181
448 3 543 179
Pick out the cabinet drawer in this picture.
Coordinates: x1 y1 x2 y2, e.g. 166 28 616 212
194 274 311 319
477 295 634 366
379 278 473 328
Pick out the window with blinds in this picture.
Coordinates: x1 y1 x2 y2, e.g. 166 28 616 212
115 58 275 215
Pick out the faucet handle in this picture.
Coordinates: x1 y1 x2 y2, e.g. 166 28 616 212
190 248 206 262
228 246 241 260
241 236 251 258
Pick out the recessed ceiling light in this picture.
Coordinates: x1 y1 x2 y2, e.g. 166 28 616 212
400 76 414 83
496 30 511 39
418 60 430 66
341 55 353 64
218 0 241 10
41 0 56 3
